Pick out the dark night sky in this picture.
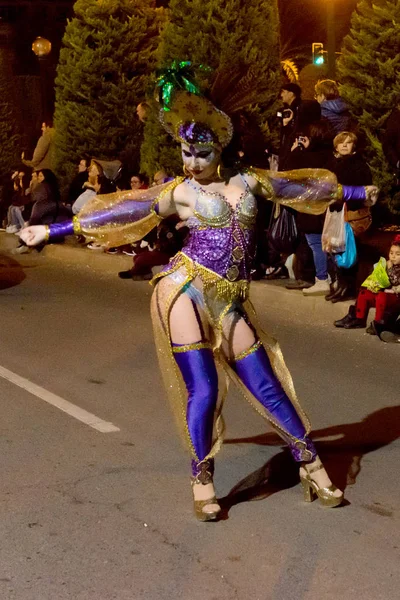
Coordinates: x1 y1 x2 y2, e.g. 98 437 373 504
279 0 359 49
3 0 360 74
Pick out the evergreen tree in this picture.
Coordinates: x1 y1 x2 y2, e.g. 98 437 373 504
54 0 165 190
0 51 20 179
140 0 281 178
337 0 400 213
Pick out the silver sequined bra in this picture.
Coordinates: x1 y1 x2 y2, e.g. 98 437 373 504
181 178 258 282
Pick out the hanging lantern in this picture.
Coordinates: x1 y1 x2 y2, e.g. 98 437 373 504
32 37 52 58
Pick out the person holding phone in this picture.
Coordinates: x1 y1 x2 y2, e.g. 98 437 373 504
278 84 321 169
285 121 335 293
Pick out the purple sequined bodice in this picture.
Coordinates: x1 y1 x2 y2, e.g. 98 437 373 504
181 181 257 282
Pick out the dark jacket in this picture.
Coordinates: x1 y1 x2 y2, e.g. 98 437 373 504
320 98 352 135
324 152 372 187
29 182 71 226
382 108 400 170
285 141 332 234
325 153 373 233
279 99 321 169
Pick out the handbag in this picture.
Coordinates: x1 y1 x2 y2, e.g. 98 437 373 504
335 222 357 268
268 205 299 254
346 207 372 237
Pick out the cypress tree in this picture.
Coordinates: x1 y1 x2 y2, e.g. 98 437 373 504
0 51 20 179
54 0 165 190
337 0 400 213
140 0 281 178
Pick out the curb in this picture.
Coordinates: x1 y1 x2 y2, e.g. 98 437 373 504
250 280 352 323
1 232 352 323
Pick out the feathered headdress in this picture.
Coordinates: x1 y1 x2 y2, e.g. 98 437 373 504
155 60 272 149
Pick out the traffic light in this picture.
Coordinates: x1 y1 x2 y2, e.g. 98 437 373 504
312 43 325 65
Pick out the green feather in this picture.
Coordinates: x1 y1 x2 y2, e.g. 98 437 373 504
155 60 207 110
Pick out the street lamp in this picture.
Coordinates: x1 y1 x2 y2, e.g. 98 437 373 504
32 37 52 58
32 37 52 122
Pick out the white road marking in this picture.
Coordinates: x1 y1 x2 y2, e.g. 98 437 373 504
0 365 120 433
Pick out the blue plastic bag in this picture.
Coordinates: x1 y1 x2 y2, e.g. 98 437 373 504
335 222 357 268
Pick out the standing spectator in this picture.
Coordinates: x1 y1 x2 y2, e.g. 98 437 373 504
325 131 373 302
21 121 55 172
234 112 270 169
382 96 400 183
67 158 90 205
278 83 321 169
314 80 352 135
285 121 334 294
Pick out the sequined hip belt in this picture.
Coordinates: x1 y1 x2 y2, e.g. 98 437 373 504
152 252 250 303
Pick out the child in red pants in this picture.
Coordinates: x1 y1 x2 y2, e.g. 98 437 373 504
335 235 400 338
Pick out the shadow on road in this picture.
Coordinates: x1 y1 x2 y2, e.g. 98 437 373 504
0 253 26 290
220 406 400 517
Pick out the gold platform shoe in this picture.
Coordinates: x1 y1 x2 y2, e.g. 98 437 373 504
300 462 344 508
191 459 221 522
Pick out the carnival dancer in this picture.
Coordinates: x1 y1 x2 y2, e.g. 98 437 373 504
21 63 379 521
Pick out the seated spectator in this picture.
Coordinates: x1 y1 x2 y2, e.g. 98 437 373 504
334 235 400 342
14 169 71 254
6 170 30 233
29 169 71 227
72 162 100 215
78 159 121 251
67 157 89 205
72 158 121 215
21 171 39 224
0 170 19 228
118 217 188 280
130 173 149 190
325 131 373 302
153 170 172 186
314 80 352 135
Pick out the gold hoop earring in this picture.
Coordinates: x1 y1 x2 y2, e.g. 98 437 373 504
217 163 223 180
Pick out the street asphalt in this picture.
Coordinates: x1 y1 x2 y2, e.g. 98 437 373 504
0 232 399 600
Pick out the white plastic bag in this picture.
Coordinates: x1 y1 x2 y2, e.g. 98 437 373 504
322 205 346 253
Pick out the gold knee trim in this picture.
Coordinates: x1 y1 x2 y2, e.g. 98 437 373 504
233 339 262 362
172 342 212 353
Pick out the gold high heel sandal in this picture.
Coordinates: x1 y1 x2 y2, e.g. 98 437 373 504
300 462 344 508
191 460 221 522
